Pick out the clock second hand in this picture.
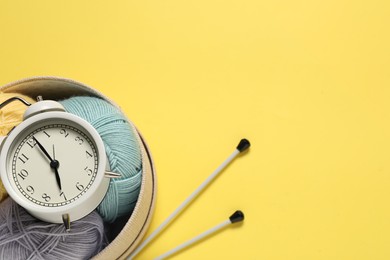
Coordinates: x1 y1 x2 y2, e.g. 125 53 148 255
32 136 62 191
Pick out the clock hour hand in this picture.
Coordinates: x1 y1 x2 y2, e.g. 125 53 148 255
52 165 62 191
52 145 62 191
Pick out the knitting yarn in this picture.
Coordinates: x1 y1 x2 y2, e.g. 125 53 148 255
60 96 142 223
0 197 107 260
0 92 35 135
0 93 36 203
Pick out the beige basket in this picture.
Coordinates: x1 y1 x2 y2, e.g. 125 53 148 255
0 76 157 259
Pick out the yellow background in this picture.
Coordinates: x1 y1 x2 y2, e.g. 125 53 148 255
1 1 390 259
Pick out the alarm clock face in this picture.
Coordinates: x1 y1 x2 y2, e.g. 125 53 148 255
1 112 107 214
8 121 99 207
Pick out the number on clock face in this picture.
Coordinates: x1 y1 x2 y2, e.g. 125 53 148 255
10 123 99 207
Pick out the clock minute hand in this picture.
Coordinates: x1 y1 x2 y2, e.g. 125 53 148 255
32 136 62 191
32 136 54 162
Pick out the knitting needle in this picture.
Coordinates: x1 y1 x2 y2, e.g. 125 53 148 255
128 139 250 259
154 210 245 260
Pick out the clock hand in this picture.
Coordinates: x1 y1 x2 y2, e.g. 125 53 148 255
53 165 62 191
52 145 62 191
32 136 62 190
32 136 54 162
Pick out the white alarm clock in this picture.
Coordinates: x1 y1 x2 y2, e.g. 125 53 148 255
0 96 118 230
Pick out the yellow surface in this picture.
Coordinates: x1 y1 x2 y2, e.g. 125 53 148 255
0 1 390 259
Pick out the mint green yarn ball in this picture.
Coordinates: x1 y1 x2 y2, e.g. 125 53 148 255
60 96 142 223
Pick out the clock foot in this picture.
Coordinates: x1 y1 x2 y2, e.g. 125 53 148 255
62 213 71 231
104 171 121 178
